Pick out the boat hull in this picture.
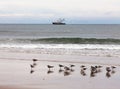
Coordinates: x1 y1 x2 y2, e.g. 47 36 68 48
52 22 66 25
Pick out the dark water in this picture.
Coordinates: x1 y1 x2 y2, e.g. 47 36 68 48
0 24 120 39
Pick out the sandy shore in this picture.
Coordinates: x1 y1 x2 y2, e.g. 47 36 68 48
0 51 120 89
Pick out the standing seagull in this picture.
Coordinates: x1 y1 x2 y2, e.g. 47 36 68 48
80 65 85 68
64 66 70 71
47 65 54 70
111 66 116 69
59 64 64 70
106 67 111 72
59 64 64 68
32 59 38 62
70 64 75 68
70 64 75 70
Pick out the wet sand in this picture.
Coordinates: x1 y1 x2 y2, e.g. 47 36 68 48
0 51 120 89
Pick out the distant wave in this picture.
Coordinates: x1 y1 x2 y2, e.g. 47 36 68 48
31 38 120 44
1 38 120 44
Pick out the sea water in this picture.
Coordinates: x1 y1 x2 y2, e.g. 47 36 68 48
0 24 120 57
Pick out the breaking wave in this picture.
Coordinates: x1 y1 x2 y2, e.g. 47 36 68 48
0 38 120 57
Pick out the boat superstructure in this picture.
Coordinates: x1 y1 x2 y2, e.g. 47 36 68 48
52 18 66 25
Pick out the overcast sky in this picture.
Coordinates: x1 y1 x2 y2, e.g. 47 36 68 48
0 0 120 24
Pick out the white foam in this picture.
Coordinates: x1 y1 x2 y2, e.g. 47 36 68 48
0 44 120 50
0 43 120 58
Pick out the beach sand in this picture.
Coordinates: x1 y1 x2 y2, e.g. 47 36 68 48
0 50 120 89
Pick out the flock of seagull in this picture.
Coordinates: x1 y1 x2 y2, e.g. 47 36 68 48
30 59 117 78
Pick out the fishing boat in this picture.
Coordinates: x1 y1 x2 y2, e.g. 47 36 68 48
52 18 66 25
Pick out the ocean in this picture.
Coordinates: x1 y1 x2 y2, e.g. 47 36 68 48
0 24 120 57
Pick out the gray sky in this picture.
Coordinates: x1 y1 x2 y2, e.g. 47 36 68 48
0 0 120 24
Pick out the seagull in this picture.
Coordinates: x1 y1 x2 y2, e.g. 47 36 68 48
80 65 85 68
91 66 97 73
82 67 87 70
59 64 64 68
111 66 116 69
106 67 111 72
70 64 75 68
64 66 70 71
32 59 38 62
91 66 96 70
47 65 54 70
98 65 102 68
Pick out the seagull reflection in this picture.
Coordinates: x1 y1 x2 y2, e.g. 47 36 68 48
97 69 102 73
111 70 116 74
80 69 86 76
70 69 75 72
47 70 54 74
90 71 96 77
58 69 64 73
30 69 34 74
64 71 71 76
33 62 37 66
106 72 111 78
30 64 35 68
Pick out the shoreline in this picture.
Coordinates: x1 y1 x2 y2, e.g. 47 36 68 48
0 50 120 89
0 50 120 66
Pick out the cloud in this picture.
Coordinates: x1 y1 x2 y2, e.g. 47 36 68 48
0 0 120 23
0 13 54 18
